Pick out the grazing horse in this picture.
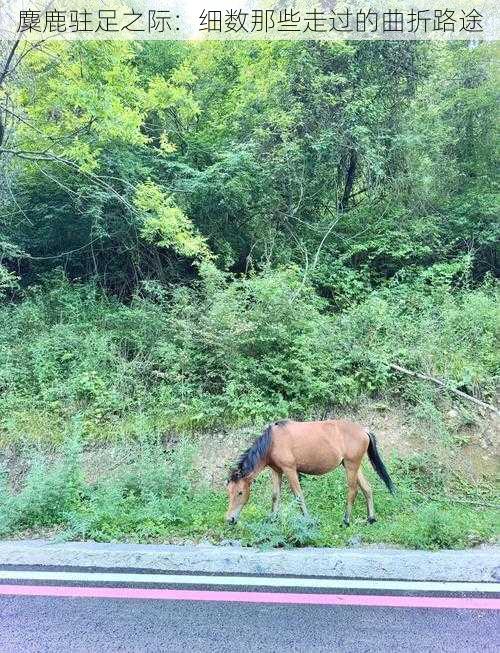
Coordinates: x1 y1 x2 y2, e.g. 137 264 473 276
226 419 394 525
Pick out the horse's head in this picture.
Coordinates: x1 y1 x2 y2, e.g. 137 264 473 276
226 474 252 525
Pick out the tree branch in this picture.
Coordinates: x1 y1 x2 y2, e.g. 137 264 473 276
0 38 23 88
0 146 138 214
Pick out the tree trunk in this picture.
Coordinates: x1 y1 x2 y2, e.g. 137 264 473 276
339 150 357 212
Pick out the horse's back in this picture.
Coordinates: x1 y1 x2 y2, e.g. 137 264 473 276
273 418 369 440
269 419 369 474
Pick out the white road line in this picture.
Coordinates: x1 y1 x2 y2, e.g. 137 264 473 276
0 570 498 593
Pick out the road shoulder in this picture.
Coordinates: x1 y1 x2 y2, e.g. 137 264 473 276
0 540 498 582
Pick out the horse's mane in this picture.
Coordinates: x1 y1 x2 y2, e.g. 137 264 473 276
229 423 279 482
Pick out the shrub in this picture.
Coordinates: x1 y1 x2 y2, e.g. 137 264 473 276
0 432 84 533
241 505 321 549
66 438 198 541
0 271 497 442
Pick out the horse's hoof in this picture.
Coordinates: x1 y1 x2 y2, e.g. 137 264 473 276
343 518 350 527
367 517 377 525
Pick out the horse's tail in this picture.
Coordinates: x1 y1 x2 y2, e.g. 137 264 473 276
367 432 395 495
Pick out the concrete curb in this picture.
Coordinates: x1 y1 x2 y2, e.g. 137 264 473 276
0 540 499 582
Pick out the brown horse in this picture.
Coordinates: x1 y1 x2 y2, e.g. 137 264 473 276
226 419 394 525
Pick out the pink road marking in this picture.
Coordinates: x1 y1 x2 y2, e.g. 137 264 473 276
0 584 499 610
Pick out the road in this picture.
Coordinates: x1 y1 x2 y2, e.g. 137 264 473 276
1 566 499 652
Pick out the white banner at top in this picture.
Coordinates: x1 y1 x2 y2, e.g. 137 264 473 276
0 0 498 40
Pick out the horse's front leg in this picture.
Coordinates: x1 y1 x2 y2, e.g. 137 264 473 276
283 468 309 517
271 469 282 515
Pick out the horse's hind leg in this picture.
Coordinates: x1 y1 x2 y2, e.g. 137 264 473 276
343 461 359 526
357 469 376 524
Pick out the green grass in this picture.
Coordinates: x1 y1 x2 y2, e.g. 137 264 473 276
1 434 497 550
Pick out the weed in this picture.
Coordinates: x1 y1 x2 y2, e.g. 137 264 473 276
2 437 496 550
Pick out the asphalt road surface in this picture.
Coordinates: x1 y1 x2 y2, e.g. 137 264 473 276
1 566 498 652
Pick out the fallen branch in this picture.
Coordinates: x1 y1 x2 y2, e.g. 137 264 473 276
389 363 500 416
442 497 499 509
414 490 499 510
151 370 168 379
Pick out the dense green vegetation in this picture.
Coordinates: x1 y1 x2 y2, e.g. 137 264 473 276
0 273 497 441
0 40 498 547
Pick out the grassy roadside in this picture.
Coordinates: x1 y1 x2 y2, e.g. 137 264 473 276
0 279 498 550
0 424 497 551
